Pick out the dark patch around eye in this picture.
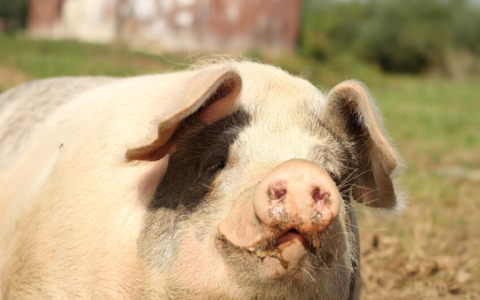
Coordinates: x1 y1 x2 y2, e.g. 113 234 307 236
148 109 251 212
139 109 250 269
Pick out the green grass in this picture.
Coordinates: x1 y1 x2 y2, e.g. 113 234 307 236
1 34 479 298
0 34 188 81
378 78 480 167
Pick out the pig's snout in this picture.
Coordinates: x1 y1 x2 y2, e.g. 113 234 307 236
218 159 345 277
219 159 342 247
254 159 341 237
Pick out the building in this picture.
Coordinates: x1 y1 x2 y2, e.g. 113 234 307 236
28 0 302 52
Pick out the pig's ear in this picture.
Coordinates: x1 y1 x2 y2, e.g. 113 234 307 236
126 66 242 161
325 80 404 211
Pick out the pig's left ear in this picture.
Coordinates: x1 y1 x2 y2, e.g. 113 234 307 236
126 66 242 161
325 80 404 211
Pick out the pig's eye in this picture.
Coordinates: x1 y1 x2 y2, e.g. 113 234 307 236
204 159 226 174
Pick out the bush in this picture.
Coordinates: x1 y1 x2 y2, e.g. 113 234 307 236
300 0 480 74
0 0 28 32
358 0 451 73
301 0 367 61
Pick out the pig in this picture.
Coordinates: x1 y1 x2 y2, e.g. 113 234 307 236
0 60 404 300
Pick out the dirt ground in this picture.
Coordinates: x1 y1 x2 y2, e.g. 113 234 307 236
358 176 480 300
360 230 478 300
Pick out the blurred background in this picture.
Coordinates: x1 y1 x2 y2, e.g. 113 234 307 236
0 0 479 299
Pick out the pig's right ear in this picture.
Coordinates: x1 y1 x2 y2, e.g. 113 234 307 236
125 66 242 161
325 80 405 212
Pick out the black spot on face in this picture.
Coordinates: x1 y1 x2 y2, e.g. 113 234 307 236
149 109 251 213
138 109 251 268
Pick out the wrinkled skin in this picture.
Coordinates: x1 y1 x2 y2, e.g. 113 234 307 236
0 61 404 300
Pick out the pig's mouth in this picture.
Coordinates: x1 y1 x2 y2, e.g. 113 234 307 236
217 225 339 279
244 229 308 269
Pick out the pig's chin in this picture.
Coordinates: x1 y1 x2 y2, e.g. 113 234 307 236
249 231 309 278
217 230 321 280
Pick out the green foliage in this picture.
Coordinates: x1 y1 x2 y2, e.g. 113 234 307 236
358 0 451 73
450 2 480 53
0 0 28 31
301 0 480 74
301 0 367 61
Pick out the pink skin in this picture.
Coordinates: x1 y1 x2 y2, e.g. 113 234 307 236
218 159 343 278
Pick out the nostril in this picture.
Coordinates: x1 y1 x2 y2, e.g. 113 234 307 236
267 182 287 200
312 188 331 208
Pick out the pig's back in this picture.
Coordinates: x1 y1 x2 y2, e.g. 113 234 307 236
0 77 117 171
0 71 196 297
0 77 120 291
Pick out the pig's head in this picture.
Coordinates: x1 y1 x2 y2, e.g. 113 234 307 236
126 62 404 300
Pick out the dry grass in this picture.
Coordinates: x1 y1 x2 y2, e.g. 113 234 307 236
0 64 31 92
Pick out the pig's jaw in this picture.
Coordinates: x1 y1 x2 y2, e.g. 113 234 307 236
216 222 344 280
245 231 308 278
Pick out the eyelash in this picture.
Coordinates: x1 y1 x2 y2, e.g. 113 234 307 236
204 159 226 174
